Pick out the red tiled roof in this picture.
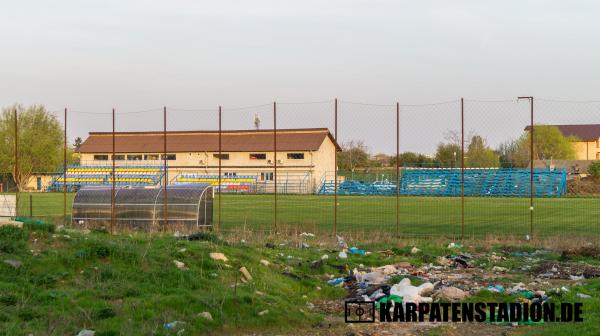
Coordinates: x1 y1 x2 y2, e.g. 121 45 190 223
77 128 340 153
524 124 600 141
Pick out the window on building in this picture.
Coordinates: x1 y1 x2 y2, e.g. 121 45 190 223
144 154 159 160
260 172 274 181
597 140 600 148
94 155 109 161
249 153 266 160
112 155 125 160
127 154 143 160
597 153 600 160
213 153 229 160
161 154 177 160
287 153 304 160
224 172 237 177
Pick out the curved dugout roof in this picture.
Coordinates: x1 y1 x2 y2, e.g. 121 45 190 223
72 184 213 231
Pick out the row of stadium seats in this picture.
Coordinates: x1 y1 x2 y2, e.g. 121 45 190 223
317 168 567 197
48 166 164 191
173 174 258 192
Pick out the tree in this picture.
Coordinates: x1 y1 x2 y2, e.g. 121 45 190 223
0 105 64 191
500 125 577 167
74 137 82 150
466 135 500 167
390 152 435 167
588 161 600 181
435 143 461 167
337 140 369 172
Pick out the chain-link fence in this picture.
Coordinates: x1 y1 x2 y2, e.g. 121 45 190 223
3 98 599 238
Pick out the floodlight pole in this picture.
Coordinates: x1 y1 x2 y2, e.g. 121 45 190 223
518 96 534 240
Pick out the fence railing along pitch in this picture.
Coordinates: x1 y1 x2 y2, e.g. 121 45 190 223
5 97 600 239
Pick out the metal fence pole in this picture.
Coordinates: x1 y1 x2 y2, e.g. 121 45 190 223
273 101 277 233
218 106 222 232
14 108 18 218
334 98 338 236
163 106 168 231
29 194 32 217
518 96 534 239
111 108 115 234
64 107 67 225
461 98 465 240
529 97 534 239
395 102 400 237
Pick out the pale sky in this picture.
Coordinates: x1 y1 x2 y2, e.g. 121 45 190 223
1 1 599 154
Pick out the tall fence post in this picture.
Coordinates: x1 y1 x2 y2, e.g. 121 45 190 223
334 98 338 236
395 102 400 237
64 107 67 225
111 108 115 234
218 106 222 232
273 101 277 233
518 96 534 240
461 98 465 241
29 194 33 217
14 108 18 218
163 106 168 231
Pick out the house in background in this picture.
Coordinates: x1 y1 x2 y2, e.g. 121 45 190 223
526 124 600 160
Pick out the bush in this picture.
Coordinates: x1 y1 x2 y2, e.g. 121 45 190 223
589 161 600 180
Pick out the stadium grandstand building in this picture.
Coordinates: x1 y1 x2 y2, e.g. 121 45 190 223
60 128 340 193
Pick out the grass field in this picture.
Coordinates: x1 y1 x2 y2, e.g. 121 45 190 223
11 192 600 237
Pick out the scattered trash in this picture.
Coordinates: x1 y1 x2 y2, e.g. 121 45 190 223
327 277 345 286
258 310 269 316
76 330 95 336
198 311 213 321
411 247 421 254
3 259 22 269
300 232 315 237
492 266 508 273
239 266 253 282
436 256 452 266
209 252 228 262
487 284 505 293
569 275 585 281
265 243 276 249
390 278 433 303
336 235 348 249
321 254 329 260
260 259 270 266
348 247 366 255
173 260 187 270
434 286 469 301
447 242 462 249
576 293 592 299
338 251 348 259
164 321 186 332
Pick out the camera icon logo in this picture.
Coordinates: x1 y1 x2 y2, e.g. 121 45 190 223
345 300 375 323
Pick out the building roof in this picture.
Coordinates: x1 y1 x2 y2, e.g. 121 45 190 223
77 128 341 153
525 124 600 141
